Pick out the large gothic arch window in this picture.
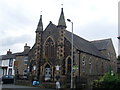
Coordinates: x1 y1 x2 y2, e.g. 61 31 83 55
44 37 55 58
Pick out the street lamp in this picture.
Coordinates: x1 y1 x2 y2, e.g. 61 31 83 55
67 19 74 88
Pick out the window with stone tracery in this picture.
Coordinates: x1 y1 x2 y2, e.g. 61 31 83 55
45 37 55 58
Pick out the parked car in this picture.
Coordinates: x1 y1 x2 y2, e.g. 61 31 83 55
2 75 14 84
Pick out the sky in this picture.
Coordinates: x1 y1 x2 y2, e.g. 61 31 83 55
0 0 119 55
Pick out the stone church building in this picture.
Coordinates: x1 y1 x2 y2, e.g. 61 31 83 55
28 8 117 87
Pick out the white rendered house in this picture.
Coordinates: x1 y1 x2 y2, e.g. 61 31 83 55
0 50 15 76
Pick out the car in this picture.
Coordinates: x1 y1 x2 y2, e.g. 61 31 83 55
2 75 14 84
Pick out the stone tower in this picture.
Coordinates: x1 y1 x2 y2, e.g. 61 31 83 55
57 8 66 74
35 14 43 80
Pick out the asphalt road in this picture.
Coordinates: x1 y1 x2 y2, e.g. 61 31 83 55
1 84 55 90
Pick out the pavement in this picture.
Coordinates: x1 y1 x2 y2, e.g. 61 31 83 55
1 84 55 90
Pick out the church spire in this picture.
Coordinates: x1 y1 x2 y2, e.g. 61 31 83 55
58 8 66 28
36 13 43 32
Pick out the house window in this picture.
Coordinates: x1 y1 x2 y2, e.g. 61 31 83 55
24 56 28 65
23 69 28 75
45 38 55 58
9 59 13 67
8 68 12 75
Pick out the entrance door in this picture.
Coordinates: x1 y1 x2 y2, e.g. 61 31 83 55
45 64 51 81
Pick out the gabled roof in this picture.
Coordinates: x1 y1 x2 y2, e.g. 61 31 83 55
65 30 107 59
91 39 111 51
42 22 108 59
0 51 29 60
44 21 57 32
42 21 60 41
14 50 30 56
1 54 15 60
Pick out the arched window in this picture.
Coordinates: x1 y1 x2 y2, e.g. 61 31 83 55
45 37 55 58
67 58 71 74
89 57 92 74
82 56 86 72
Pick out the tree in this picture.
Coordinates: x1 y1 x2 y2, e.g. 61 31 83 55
117 55 120 61
92 72 120 90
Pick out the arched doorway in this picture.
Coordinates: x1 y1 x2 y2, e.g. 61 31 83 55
66 57 71 85
44 64 52 81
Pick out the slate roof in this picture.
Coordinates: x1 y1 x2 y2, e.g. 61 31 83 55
13 51 29 57
42 22 108 59
43 21 60 42
91 39 111 51
14 52 25 56
1 54 15 60
0 51 29 60
65 30 107 59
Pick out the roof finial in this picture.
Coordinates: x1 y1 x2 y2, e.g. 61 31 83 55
40 11 42 15
25 43 27 46
61 3 63 8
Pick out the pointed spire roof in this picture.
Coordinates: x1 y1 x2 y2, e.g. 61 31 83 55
58 8 66 28
36 14 43 32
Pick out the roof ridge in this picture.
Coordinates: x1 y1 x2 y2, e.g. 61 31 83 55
44 21 57 31
91 38 111 42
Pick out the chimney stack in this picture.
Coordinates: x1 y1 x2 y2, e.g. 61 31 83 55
7 49 12 55
24 43 30 53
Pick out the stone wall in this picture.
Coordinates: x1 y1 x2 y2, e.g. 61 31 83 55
16 56 27 75
73 51 113 77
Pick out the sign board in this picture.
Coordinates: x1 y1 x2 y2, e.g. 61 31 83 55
72 65 78 70
56 65 60 71
33 65 36 70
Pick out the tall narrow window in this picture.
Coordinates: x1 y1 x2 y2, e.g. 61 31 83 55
45 38 55 58
101 62 104 74
89 57 92 74
24 56 28 65
23 69 28 75
8 68 12 75
67 58 71 74
9 59 13 67
82 57 85 72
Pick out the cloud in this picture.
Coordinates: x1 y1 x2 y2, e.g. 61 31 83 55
0 0 118 55
1 35 32 46
74 20 118 54
0 34 34 55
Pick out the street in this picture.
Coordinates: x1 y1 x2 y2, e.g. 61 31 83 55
1 84 55 90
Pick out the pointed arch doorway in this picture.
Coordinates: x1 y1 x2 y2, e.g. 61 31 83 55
44 64 52 81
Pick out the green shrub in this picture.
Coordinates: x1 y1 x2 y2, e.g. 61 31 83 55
92 72 120 89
